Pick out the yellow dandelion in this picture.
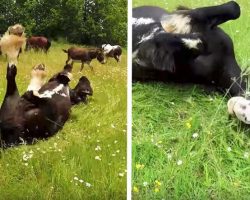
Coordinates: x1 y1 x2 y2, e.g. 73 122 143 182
133 186 139 193
135 163 145 170
186 122 192 129
154 188 160 193
155 180 162 186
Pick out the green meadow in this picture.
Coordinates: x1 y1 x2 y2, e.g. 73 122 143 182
133 0 250 199
0 43 127 199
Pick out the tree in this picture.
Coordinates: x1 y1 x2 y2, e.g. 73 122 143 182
0 0 127 46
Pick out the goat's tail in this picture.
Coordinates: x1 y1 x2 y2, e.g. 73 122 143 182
62 49 68 53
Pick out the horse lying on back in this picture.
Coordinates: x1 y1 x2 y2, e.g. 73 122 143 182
133 1 246 96
0 63 93 148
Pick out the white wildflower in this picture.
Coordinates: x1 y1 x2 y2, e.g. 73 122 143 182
85 182 91 187
118 173 124 177
95 146 101 151
177 160 183 165
244 152 249 159
167 153 172 160
143 182 148 187
192 133 199 138
95 156 101 161
227 147 232 152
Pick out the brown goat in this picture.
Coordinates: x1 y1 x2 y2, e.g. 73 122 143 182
62 47 106 71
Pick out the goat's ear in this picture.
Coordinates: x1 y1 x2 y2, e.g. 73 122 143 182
152 47 175 73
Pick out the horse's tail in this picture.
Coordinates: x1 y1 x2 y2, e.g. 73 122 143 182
62 49 68 53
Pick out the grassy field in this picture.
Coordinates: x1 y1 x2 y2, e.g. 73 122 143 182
0 42 127 199
132 0 250 199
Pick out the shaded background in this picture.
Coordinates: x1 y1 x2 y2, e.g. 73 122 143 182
0 0 127 46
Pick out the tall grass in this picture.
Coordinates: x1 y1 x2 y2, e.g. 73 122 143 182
0 42 127 199
132 0 250 199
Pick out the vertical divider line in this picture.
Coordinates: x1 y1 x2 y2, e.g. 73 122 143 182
127 0 132 199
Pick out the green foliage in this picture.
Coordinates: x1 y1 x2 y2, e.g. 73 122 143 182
0 0 127 46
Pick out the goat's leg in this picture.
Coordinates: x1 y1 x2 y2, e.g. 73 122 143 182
66 56 71 64
80 61 85 72
87 62 94 71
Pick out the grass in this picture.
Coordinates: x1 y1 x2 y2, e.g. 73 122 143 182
132 0 250 199
0 42 127 199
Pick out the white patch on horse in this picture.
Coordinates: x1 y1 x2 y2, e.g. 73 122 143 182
132 17 155 26
27 78 43 92
102 44 113 54
132 50 147 67
132 49 139 59
138 27 160 44
182 38 202 49
135 58 147 67
161 14 191 34
35 84 65 99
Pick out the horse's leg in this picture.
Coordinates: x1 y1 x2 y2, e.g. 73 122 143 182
118 55 121 62
5 64 19 97
27 64 47 94
0 64 20 120
114 55 119 62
